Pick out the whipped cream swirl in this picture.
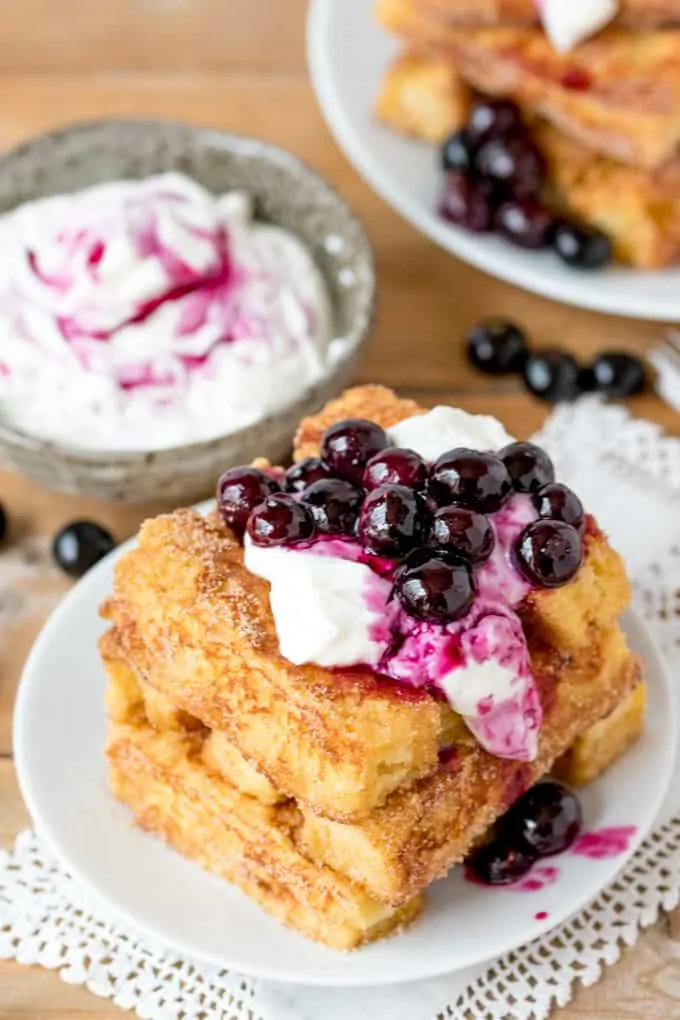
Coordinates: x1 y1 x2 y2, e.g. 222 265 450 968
245 407 545 762
0 173 334 449
536 0 618 51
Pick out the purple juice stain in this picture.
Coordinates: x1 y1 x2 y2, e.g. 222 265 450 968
570 826 637 859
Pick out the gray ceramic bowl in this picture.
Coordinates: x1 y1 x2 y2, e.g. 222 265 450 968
0 119 375 502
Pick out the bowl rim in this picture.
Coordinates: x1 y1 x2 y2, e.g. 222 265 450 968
0 115 376 463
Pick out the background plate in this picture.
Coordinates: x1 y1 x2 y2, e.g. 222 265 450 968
13 525 677 987
307 0 680 321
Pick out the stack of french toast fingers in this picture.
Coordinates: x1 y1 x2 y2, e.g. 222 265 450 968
375 0 680 268
101 386 645 950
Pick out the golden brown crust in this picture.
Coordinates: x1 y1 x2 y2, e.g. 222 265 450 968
374 49 472 141
375 48 680 267
104 386 631 823
377 0 680 169
108 721 424 949
104 623 641 905
411 0 680 29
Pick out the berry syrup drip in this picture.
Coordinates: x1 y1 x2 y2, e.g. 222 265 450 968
466 780 583 886
227 413 588 762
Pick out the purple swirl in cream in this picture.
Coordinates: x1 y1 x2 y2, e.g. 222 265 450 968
0 173 334 449
244 407 546 762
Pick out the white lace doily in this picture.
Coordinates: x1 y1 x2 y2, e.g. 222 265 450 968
3 396 680 1020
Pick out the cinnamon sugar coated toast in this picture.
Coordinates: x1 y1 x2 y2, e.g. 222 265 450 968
102 385 643 946
104 628 642 906
411 0 680 29
375 50 680 268
377 0 680 170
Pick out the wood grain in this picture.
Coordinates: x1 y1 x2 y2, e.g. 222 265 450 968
0 0 306 72
0 1 679 1015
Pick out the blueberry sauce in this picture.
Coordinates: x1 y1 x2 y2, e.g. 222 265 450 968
238 413 591 763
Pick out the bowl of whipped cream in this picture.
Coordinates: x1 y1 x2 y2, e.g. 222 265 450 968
0 119 375 500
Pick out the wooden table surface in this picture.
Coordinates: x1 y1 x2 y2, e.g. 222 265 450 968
1 2 680 1017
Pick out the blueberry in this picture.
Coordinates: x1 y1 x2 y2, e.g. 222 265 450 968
301 477 363 536
284 457 330 493
552 221 612 270
475 135 546 196
430 449 512 514
0 502 6 544
468 98 524 144
363 447 428 492
466 834 537 885
522 349 581 403
514 519 583 588
501 780 582 857
320 418 387 484
495 198 553 249
466 318 528 375
394 553 474 623
533 482 585 532
439 171 496 232
52 521 116 578
429 506 495 564
246 494 316 547
500 441 555 493
217 466 281 537
441 128 476 173
590 351 646 397
357 484 425 559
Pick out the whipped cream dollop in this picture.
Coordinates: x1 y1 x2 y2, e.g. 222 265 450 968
244 407 545 761
0 173 336 450
536 0 618 51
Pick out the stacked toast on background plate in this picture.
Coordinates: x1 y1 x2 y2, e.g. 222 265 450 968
375 0 680 268
100 386 645 949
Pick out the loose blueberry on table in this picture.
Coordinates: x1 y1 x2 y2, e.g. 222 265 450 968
464 317 648 404
52 520 116 578
466 319 528 375
467 780 583 885
438 98 612 269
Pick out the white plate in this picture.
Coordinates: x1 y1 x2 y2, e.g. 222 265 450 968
13 526 677 987
307 0 680 321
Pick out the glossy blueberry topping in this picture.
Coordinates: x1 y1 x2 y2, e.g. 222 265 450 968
522 348 580 403
467 98 524 144
475 135 546 197
394 553 474 623
439 171 496 232
495 198 553 249
284 456 330 493
357 484 425 559
52 520 116 578
552 221 612 270
217 466 281 536
533 482 585 532
514 519 583 588
466 318 528 375
441 127 476 173
429 506 495 564
301 477 364 536
430 449 512 514
320 418 388 484
466 835 537 886
500 441 555 493
590 351 646 397
363 447 428 492
501 780 583 857
246 494 316 547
